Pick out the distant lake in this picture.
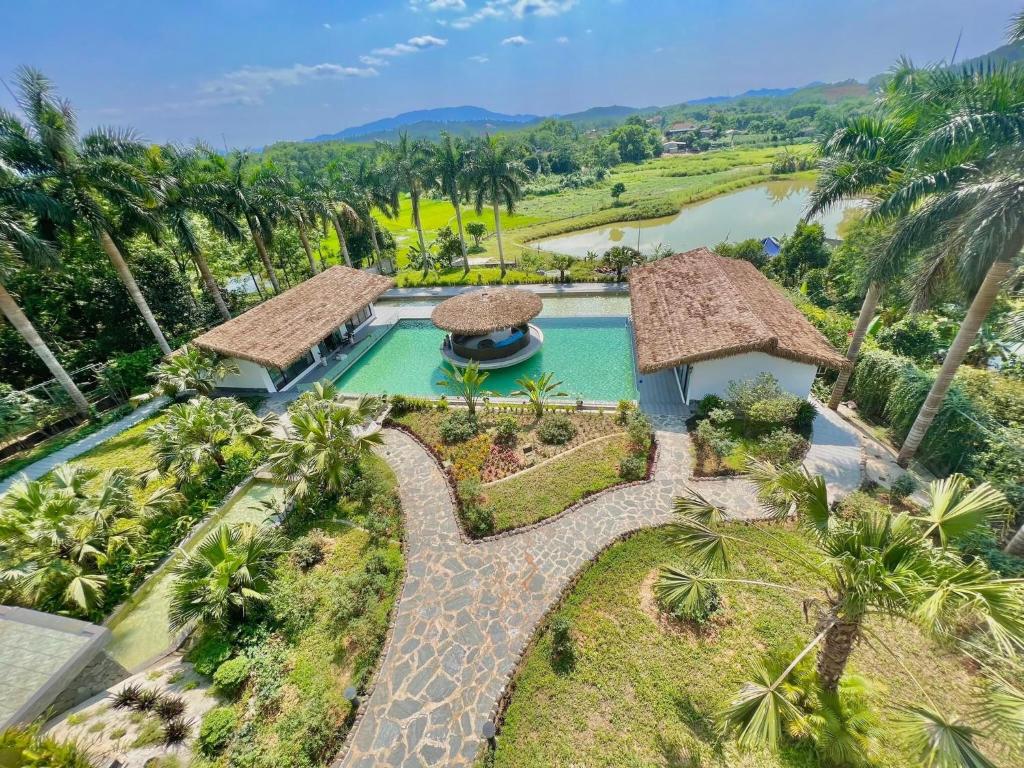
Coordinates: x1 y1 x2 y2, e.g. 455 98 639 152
532 179 866 258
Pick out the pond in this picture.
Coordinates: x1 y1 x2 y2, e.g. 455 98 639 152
531 179 865 258
333 318 637 403
104 481 285 672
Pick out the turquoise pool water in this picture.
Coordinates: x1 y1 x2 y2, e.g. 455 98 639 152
334 318 637 402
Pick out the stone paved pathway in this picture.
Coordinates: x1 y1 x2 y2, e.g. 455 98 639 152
339 404 862 767
0 397 169 497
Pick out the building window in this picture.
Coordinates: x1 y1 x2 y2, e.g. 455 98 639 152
271 351 314 389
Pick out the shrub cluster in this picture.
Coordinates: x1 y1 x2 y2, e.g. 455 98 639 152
213 656 252 697
458 478 495 537
492 414 519 446
538 413 577 445
198 706 236 756
111 684 192 746
439 411 478 444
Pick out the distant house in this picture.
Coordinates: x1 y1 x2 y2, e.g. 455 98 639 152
661 141 687 154
645 116 662 127
761 236 782 258
194 265 393 393
699 127 717 138
664 121 698 140
629 248 849 402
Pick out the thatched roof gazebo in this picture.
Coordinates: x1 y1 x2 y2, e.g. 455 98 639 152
431 288 544 369
431 288 542 336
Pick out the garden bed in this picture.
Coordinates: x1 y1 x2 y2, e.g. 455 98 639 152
485 525 1023 768
389 401 654 537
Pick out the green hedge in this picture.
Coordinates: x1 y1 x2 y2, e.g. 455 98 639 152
849 348 1023 514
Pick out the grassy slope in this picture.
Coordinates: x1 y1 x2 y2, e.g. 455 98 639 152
486 435 632 532
318 145 813 286
491 526 1020 768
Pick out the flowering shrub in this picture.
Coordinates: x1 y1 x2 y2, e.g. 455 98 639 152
446 434 491 481
481 443 524 482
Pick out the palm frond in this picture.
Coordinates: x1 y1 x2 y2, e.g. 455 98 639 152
893 705 996 768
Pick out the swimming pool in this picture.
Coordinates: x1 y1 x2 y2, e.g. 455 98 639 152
334 317 637 402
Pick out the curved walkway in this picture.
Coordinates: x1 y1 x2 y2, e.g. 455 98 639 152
339 406 861 767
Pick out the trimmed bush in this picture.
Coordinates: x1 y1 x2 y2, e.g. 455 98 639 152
439 411 478 444
695 394 726 419
493 414 519 446
186 630 232 677
290 531 326 571
458 478 495 537
212 656 251 697
695 420 736 459
537 413 576 445
619 454 647 481
889 473 917 503
876 315 943 364
198 706 236 756
549 615 575 671
750 428 808 465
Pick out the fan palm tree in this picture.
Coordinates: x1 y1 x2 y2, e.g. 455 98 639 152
168 522 284 631
149 345 239 398
512 372 566 419
379 132 433 268
151 145 243 320
470 135 528 279
433 133 472 275
656 464 1022 765
265 383 383 501
437 361 492 416
0 67 172 353
806 115 912 409
146 396 277 486
219 151 282 293
0 179 90 416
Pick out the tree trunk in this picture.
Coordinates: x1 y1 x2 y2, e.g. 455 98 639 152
1005 520 1024 556
452 195 470 275
297 216 320 275
193 248 231 321
246 218 281 293
331 212 353 268
246 263 264 300
98 230 172 355
897 258 1015 467
411 193 429 278
492 201 506 279
0 281 91 417
816 615 860 692
829 280 881 410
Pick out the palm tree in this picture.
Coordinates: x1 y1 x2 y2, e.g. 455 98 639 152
437 361 492 416
0 465 179 613
168 522 284 631
0 67 172 353
470 135 528 279
866 62 1024 466
265 383 383 501
512 372 566 419
147 396 276 486
551 253 575 282
220 151 282 293
806 115 911 409
433 133 472 275
656 464 1021 765
380 132 433 270
351 156 398 264
150 345 239 398
152 145 243 320
0 180 91 416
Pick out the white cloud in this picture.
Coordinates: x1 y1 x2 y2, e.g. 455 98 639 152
360 55 388 66
201 63 377 105
410 0 466 9
450 0 576 29
502 35 529 46
372 34 448 57
508 0 576 18
468 54 490 63
555 35 570 43
452 3 505 29
322 23 331 29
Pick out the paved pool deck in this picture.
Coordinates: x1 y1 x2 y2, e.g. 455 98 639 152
380 282 629 300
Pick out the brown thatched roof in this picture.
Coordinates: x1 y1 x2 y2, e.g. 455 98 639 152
193 266 393 369
628 248 850 373
431 288 542 335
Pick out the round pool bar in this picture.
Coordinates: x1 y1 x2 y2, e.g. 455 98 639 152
431 287 544 369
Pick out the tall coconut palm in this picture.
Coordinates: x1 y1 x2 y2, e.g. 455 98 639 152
271 171 320 276
0 67 172 353
806 115 912 409
379 132 433 269
433 133 472 275
657 465 1022 765
219 151 282 293
470 135 528 279
352 155 399 264
152 145 243 320
866 62 1024 466
168 522 284 631
0 181 90 416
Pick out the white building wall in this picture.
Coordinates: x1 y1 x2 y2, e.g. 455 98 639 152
218 358 277 392
686 352 818 401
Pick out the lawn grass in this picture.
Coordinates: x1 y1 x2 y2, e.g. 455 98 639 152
489 525 1021 768
485 435 634 532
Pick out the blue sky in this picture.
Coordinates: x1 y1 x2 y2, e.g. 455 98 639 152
0 0 1019 147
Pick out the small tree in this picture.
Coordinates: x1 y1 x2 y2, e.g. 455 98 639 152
151 346 239 399
551 254 575 282
512 372 567 419
466 221 487 250
603 245 643 281
610 182 626 204
437 361 492 416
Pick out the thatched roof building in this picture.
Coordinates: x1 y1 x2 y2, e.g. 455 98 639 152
431 288 542 336
194 266 393 369
629 248 849 374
